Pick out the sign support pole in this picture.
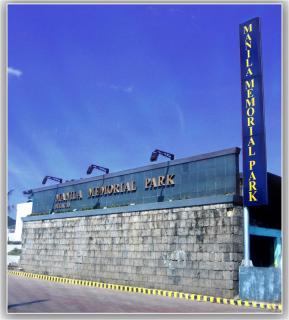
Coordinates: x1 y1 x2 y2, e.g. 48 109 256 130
243 206 252 267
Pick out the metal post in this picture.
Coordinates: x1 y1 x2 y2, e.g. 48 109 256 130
243 206 252 266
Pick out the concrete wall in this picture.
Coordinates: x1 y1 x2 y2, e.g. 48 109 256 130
20 203 243 298
239 267 281 302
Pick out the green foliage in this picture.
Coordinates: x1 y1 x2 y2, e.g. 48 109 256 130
8 248 22 256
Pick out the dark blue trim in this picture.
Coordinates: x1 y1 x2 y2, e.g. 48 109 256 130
249 226 281 238
23 194 242 222
32 147 240 193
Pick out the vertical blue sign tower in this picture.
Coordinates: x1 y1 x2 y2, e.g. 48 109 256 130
239 17 268 206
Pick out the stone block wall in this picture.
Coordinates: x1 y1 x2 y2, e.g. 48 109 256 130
20 203 244 298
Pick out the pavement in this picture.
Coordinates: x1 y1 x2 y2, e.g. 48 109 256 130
8 274 273 313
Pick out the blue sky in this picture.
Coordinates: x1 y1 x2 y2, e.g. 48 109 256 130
8 4 281 213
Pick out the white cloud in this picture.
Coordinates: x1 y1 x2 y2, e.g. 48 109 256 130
174 103 186 134
109 84 134 93
123 86 134 93
7 67 23 77
110 84 119 90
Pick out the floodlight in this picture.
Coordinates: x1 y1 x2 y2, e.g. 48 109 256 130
150 151 159 162
86 164 109 175
150 149 175 162
42 176 63 185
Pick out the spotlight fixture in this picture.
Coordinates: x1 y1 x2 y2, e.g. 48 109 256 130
87 164 109 175
23 189 33 202
42 176 63 185
23 189 33 195
150 149 175 162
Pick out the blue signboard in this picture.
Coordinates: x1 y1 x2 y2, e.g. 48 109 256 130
239 17 268 206
30 148 240 215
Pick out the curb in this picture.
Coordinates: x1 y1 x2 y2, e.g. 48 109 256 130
8 270 282 312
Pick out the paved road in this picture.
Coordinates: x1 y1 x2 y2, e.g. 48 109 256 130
8 275 270 313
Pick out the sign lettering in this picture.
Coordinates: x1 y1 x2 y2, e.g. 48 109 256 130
53 175 175 210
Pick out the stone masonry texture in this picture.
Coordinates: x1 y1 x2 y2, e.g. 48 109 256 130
20 203 244 298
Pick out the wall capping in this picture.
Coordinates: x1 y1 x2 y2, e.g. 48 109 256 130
23 194 242 222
